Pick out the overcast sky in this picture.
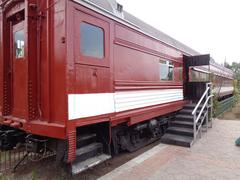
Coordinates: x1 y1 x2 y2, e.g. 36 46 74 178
117 0 240 64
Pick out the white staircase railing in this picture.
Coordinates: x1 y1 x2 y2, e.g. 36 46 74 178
192 83 213 142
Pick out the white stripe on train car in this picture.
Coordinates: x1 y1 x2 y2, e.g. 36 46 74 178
68 93 115 120
114 89 183 112
68 89 183 120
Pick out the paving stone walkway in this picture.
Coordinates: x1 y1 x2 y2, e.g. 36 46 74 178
99 119 240 180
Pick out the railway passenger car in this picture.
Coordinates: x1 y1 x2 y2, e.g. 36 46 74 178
0 0 234 174
189 59 234 100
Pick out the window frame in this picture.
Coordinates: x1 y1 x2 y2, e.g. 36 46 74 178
74 10 110 67
159 59 174 81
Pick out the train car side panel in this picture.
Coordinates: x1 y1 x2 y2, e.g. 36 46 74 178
66 1 186 128
0 9 2 117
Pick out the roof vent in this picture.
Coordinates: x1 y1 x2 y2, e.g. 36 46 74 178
86 0 124 18
107 0 124 18
117 3 123 13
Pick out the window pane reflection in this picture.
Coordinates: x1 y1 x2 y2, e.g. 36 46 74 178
80 22 104 59
160 60 174 81
14 30 24 59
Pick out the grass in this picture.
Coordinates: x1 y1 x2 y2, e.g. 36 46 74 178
0 174 14 180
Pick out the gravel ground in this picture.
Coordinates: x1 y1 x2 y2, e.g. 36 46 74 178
0 140 161 180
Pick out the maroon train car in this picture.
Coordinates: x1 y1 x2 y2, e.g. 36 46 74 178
0 0 219 174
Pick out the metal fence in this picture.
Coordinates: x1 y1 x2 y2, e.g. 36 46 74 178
0 147 55 174
0 148 28 173
215 96 238 117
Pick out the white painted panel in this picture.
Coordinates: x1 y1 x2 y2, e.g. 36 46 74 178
68 89 183 120
114 89 183 112
68 93 115 120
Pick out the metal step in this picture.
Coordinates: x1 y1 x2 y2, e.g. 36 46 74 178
170 120 194 128
175 114 194 122
161 133 193 147
180 108 207 114
75 142 103 162
183 104 203 110
166 127 194 137
175 114 206 122
72 154 111 175
179 109 200 115
77 133 97 148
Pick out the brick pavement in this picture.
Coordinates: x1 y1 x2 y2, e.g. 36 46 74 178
99 119 240 180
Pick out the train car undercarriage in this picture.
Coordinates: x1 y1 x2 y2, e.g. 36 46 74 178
0 125 56 173
0 112 174 174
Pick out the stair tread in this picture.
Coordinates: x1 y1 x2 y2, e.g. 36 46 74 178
162 133 193 142
176 114 205 119
172 120 193 125
76 142 102 156
184 104 204 109
72 154 111 175
184 103 203 106
161 133 193 147
181 108 207 112
176 114 194 119
77 133 96 141
167 126 193 133
180 109 201 114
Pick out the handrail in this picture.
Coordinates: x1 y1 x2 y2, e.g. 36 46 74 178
195 95 214 123
192 86 210 115
192 83 213 143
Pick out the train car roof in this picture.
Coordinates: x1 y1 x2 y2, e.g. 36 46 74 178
192 58 234 79
123 11 200 56
210 58 234 79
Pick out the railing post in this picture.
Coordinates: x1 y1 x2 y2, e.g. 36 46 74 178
205 83 208 131
209 83 213 128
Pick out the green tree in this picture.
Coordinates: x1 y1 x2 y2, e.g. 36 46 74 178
227 62 240 100
230 62 240 80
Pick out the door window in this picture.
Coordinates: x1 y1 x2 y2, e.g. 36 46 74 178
80 22 104 59
14 29 24 59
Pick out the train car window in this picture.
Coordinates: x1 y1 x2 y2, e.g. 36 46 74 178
189 69 209 82
14 29 24 59
80 22 104 59
159 60 174 81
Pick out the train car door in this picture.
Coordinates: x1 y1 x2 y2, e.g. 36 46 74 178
68 9 114 120
183 54 210 101
74 10 111 94
11 21 27 119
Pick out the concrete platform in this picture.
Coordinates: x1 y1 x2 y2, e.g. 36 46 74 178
99 119 240 180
